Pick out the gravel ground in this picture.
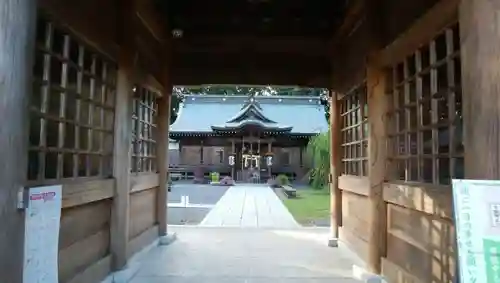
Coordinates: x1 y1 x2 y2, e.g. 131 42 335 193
167 183 229 225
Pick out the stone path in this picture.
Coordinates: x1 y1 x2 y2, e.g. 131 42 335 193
199 184 300 229
128 226 363 283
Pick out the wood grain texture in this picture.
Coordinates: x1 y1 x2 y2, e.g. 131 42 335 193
339 175 370 196
157 73 172 237
342 192 371 241
329 92 342 236
66 255 111 283
381 258 426 283
128 225 159 259
0 1 36 282
385 204 456 282
59 229 110 283
383 182 453 219
130 173 159 193
59 199 111 250
460 0 500 179
339 226 369 263
62 179 114 208
366 54 388 273
129 188 157 239
341 191 370 262
110 40 135 269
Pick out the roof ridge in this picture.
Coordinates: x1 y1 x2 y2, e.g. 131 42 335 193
182 94 322 99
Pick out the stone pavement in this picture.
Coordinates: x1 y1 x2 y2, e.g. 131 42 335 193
128 226 363 283
199 184 300 229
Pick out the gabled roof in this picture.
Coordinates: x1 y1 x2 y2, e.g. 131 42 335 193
210 96 293 132
170 95 328 135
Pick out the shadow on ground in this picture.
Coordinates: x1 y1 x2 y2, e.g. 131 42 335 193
129 226 363 283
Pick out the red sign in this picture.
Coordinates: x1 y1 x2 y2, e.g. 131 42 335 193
30 191 56 201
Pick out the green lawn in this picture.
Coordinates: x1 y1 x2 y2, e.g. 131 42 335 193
281 188 330 225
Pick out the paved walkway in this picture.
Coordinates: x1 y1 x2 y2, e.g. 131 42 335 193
128 226 363 283
199 185 300 229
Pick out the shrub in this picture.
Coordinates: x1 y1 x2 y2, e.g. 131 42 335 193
276 174 290 186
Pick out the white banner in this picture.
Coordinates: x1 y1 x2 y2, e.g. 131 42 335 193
23 185 62 283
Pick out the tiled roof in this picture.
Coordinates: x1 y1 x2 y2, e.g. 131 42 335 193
211 97 293 132
170 95 328 135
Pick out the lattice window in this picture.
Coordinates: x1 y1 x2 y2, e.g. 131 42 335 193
340 84 368 176
131 87 159 173
28 18 117 184
386 24 463 185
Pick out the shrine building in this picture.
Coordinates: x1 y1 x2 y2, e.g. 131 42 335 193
168 94 328 182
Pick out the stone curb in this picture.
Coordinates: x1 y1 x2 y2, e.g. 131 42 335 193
327 237 339 247
352 264 388 283
159 232 177 246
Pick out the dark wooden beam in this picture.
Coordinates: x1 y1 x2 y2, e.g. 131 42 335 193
171 67 330 87
328 0 365 50
134 0 168 43
39 0 119 59
376 0 458 67
172 35 330 55
172 53 329 70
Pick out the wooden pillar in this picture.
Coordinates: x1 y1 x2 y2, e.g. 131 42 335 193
268 140 273 177
157 86 172 238
328 92 342 246
250 136 254 158
110 49 134 270
0 1 36 282
110 0 134 270
231 139 235 178
366 57 388 273
460 0 500 179
200 140 204 164
299 146 303 167
257 138 261 155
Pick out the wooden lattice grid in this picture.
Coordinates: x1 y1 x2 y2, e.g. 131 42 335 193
131 86 159 173
339 83 369 176
28 18 117 184
386 23 463 185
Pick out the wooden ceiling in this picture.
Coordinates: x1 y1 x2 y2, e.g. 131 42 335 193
153 0 350 86
156 0 347 37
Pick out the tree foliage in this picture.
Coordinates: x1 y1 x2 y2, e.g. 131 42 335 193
306 130 330 190
170 85 329 124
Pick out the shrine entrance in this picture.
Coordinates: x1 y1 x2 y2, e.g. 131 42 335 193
234 136 272 183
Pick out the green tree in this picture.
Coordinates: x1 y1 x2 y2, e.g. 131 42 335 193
306 130 330 190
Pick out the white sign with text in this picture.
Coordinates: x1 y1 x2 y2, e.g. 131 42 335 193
23 185 62 283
